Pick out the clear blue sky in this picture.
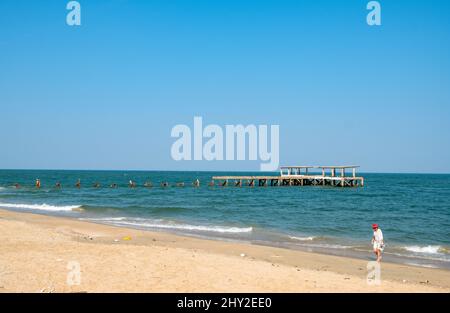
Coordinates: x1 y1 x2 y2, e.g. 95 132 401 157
1 0 449 173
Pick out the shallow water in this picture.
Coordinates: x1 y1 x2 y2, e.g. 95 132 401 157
1 170 449 269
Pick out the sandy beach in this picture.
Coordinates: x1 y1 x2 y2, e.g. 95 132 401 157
0 209 449 293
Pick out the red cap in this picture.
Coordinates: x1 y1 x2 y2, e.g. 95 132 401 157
372 223 378 229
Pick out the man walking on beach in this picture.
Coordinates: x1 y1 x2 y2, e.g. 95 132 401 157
372 223 384 262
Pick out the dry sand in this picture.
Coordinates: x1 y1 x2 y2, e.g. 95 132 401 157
0 209 449 293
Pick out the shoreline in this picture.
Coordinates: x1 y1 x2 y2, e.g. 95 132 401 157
1 208 449 292
80 219 450 271
2 205 448 271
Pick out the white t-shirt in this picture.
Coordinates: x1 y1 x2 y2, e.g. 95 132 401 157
373 229 383 243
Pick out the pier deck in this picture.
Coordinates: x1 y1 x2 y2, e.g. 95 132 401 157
212 166 364 187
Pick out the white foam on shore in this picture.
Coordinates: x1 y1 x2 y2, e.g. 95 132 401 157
82 217 128 221
404 262 439 269
0 202 82 212
82 217 253 234
289 236 315 241
403 245 443 254
307 243 353 249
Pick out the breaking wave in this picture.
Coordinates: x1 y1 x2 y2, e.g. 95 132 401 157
403 245 445 255
0 202 82 212
81 217 253 234
289 235 316 241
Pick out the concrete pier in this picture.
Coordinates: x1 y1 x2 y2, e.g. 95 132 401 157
212 166 364 188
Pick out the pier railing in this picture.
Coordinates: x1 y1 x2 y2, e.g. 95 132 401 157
212 165 364 187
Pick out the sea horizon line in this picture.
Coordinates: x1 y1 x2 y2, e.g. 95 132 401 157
0 168 449 175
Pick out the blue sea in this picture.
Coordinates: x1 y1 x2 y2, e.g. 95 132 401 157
0 170 449 269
